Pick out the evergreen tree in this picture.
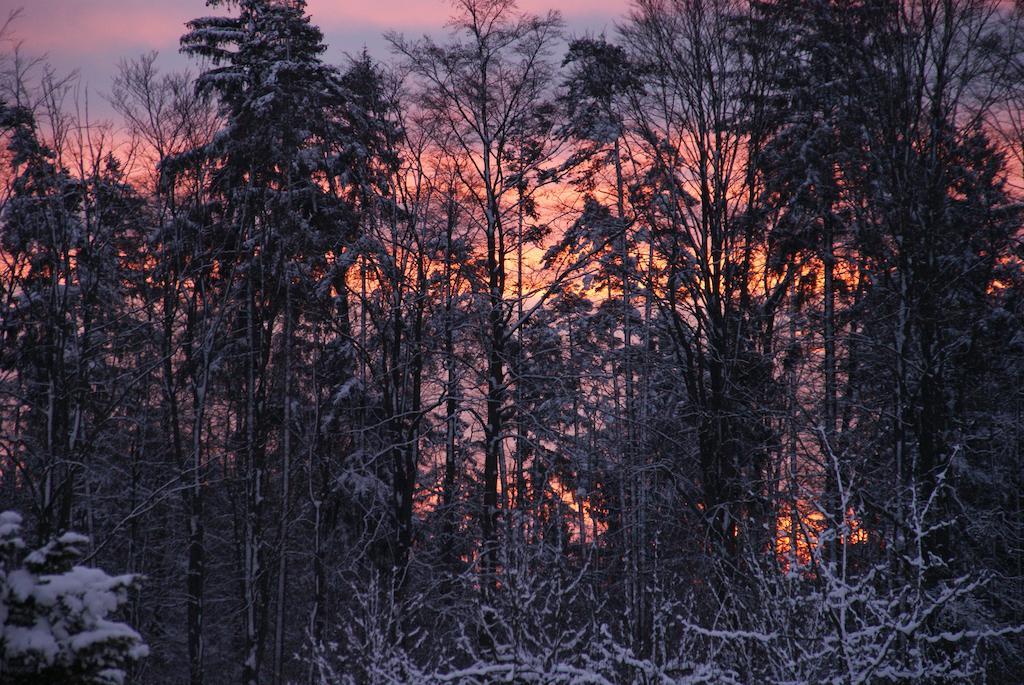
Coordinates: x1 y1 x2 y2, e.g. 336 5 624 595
175 2 359 681
0 511 148 685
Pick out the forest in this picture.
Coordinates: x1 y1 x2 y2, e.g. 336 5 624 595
1 0 1023 682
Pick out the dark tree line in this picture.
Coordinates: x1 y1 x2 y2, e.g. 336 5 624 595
2 0 1023 683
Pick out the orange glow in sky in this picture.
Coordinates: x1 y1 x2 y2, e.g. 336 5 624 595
776 501 868 571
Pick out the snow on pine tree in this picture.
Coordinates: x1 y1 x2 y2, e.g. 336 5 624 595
0 103 88 543
173 1 369 683
0 511 148 684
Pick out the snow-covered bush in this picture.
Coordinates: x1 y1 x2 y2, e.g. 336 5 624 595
309 569 431 685
676 457 1018 685
0 511 148 684
309 543 719 685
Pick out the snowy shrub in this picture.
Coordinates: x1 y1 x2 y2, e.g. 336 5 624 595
675 475 1011 685
309 545 724 684
309 569 431 685
0 511 148 684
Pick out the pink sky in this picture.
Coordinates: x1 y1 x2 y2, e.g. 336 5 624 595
7 0 625 121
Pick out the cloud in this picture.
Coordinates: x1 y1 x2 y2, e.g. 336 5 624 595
306 0 620 29
13 0 622 56
11 0 204 55
6 0 623 121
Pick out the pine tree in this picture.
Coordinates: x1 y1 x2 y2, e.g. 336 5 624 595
176 2 358 682
0 510 148 684
1 82 146 540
